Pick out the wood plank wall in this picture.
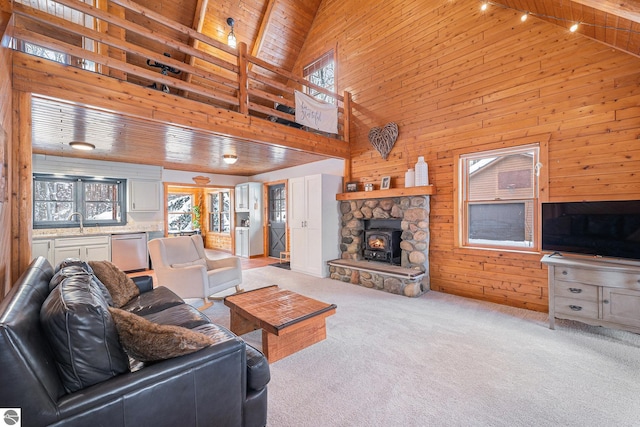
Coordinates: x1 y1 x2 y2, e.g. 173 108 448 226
0 11 13 298
296 0 640 311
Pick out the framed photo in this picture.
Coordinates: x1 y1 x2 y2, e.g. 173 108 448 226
380 176 391 190
346 181 359 192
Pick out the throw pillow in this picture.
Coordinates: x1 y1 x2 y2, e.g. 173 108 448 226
88 260 140 308
108 307 215 362
40 274 129 393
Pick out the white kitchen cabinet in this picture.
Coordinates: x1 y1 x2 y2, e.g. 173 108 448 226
289 174 342 277
542 254 640 334
32 239 53 261
235 228 249 258
129 180 161 212
234 182 264 257
235 183 250 212
53 235 111 266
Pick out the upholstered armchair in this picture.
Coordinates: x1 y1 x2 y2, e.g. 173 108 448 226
148 235 243 305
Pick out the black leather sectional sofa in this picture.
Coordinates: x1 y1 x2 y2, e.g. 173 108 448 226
0 257 269 427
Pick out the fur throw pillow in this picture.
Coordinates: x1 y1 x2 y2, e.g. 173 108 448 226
108 307 215 362
89 260 140 308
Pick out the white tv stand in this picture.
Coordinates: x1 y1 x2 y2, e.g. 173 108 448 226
541 254 640 334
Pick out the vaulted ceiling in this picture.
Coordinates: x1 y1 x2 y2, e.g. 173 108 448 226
11 0 640 176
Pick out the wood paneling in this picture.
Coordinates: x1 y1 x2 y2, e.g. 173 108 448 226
298 0 640 311
0 11 12 298
497 0 640 57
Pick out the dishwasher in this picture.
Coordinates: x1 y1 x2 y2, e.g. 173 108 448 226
111 233 148 272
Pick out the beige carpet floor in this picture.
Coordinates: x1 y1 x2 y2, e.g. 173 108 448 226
203 266 640 427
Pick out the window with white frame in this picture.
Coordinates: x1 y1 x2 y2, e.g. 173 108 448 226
33 174 125 228
459 144 540 250
303 50 335 104
209 190 231 233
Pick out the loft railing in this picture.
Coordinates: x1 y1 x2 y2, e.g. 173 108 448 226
6 0 350 141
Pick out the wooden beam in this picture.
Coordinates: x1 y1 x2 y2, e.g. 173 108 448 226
11 91 32 283
238 42 249 115
251 0 277 60
570 0 640 23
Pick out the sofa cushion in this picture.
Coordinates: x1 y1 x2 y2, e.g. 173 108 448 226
121 286 185 316
109 307 215 362
88 260 140 308
40 274 129 393
55 258 94 274
141 303 211 329
193 323 270 391
49 265 114 306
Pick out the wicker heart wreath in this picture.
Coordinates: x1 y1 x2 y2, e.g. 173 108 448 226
368 122 399 160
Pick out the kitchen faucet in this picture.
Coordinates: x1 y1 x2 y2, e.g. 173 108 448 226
68 212 84 233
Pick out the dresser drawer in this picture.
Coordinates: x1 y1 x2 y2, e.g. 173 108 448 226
554 267 640 290
554 296 598 319
554 280 598 301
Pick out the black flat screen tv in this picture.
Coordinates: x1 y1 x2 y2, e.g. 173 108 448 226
542 200 640 261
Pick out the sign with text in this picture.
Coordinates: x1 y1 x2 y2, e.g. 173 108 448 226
294 90 338 134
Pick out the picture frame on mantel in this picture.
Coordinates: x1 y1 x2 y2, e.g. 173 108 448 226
346 181 359 192
380 176 391 190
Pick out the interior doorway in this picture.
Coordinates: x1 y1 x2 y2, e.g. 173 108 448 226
267 183 287 258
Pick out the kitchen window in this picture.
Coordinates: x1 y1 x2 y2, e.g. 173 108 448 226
210 190 231 233
33 174 126 228
458 144 541 251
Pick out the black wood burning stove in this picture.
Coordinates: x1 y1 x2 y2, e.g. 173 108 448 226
363 228 402 265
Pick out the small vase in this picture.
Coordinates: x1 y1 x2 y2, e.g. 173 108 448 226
405 169 415 188
415 156 429 186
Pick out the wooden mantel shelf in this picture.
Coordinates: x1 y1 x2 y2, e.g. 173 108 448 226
336 185 435 201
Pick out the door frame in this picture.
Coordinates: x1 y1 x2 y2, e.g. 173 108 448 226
263 179 288 257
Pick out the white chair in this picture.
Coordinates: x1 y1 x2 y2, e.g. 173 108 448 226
148 235 243 306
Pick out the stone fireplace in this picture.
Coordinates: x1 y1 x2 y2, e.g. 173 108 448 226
329 194 430 297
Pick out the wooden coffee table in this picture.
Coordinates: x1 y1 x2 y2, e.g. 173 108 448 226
224 285 337 362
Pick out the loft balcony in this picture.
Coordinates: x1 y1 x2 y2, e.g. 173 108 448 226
2 0 351 175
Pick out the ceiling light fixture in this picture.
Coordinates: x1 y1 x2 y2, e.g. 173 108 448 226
480 2 488 11
520 13 528 22
569 23 579 32
223 154 238 164
69 141 95 151
226 17 237 48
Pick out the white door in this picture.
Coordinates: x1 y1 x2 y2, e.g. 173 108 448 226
289 177 307 272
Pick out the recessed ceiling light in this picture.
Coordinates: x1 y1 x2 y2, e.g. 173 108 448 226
69 141 96 151
223 154 238 164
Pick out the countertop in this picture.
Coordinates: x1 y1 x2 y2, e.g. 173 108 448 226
33 224 162 239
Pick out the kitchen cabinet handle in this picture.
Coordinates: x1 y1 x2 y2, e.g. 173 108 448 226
603 299 609 304
568 288 582 294
561 270 568 275
569 305 582 311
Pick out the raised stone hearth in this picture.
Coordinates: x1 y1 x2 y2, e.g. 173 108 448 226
331 194 430 297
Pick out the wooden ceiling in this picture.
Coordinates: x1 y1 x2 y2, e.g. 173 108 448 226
494 0 640 57
13 0 640 176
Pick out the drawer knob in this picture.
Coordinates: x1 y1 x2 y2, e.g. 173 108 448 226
603 299 609 304
561 270 568 275
568 288 582 294
569 305 582 311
